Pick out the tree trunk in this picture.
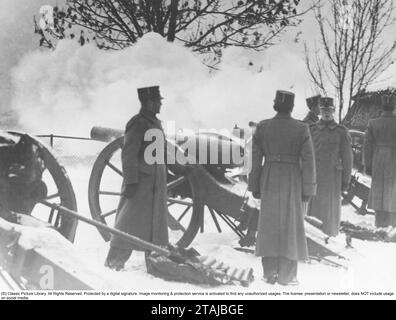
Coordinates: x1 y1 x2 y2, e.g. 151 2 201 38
167 0 179 42
338 90 344 123
152 0 164 35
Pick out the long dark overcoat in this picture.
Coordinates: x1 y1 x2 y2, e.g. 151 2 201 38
110 109 169 250
307 120 353 236
364 111 396 213
248 113 317 261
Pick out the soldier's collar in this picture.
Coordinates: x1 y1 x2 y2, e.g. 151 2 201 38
318 119 337 130
140 109 161 123
274 112 292 119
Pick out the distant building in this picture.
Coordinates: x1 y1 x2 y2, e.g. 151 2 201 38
343 88 396 130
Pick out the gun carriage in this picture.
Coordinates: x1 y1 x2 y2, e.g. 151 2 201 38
88 126 257 248
0 131 77 240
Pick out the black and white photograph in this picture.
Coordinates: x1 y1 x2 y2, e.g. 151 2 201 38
0 0 396 304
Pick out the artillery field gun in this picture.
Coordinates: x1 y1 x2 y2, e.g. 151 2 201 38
0 131 77 239
0 125 383 290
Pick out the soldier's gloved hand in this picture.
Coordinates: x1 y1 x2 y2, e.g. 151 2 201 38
302 195 311 203
122 184 138 199
252 191 261 199
342 181 349 192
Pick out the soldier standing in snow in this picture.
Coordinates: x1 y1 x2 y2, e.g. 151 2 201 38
307 97 353 236
105 86 169 271
364 94 396 228
248 90 316 285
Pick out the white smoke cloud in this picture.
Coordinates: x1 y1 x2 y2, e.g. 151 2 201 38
11 32 312 138
0 0 60 115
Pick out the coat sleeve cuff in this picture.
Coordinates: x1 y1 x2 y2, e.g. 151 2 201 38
303 183 317 197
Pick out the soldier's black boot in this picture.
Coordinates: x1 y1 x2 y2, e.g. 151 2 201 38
261 257 278 285
105 247 132 271
277 257 298 286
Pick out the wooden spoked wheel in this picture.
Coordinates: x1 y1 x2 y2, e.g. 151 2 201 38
87 137 204 247
7 132 78 242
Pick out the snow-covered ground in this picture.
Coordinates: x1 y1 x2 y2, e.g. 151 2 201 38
11 137 393 296
30 146 393 295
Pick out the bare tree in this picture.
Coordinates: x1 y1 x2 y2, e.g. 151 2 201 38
34 0 312 65
305 0 396 121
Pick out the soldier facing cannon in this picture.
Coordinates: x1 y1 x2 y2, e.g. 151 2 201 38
105 86 169 271
248 90 317 285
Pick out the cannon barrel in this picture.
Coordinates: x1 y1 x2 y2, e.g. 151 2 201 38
90 126 245 168
90 126 123 143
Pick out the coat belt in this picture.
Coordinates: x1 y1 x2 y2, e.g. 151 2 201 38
265 154 299 164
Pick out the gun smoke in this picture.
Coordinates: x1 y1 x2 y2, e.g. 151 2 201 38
9 32 311 136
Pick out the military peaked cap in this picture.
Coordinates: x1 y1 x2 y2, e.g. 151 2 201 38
274 90 295 107
306 95 321 108
137 86 163 101
320 97 335 109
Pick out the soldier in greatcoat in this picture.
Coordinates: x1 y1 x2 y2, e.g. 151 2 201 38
364 94 396 227
303 95 321 125
105 86 169 270
307 97 353 236
248 90 317 285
